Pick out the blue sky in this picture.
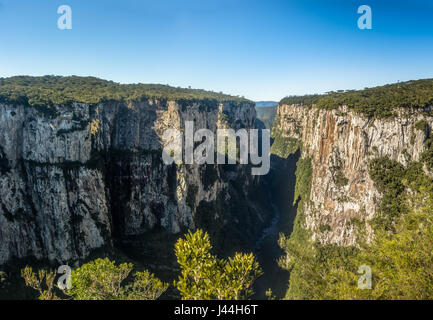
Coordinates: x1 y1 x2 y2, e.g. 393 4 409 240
0 0 432 100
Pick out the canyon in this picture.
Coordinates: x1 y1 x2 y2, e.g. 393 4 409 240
1 76 433 299
0 97 272 271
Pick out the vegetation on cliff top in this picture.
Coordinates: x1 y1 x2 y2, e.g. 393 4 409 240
0 76 249 108
280 79 433 118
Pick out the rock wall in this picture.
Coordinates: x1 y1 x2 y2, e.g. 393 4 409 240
0 99 268 265
272 104 433 245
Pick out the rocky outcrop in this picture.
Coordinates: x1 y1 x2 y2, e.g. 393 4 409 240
272 104 433 246
0 99 268 265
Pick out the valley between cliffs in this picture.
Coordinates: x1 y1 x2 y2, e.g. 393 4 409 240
2 76 433 300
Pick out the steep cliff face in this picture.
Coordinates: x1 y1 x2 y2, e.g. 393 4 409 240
272 104 433 246
0 99 267 265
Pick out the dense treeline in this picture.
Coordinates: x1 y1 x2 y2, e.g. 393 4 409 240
0 76 248 108
279 94 322 107
280 79 433 118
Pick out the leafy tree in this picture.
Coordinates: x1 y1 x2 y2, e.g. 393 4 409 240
21 258 167 300
68 258 167 300
21 266 60 300
0 271 6 288
265 289 276 300
174 230 262 300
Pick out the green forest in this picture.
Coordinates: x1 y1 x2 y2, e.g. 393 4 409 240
0 76 248 108
280 79 433 118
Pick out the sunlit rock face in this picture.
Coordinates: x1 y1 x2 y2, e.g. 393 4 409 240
0 99 269 265
273 104 433 246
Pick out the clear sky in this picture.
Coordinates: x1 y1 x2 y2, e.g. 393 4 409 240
0 0 432 101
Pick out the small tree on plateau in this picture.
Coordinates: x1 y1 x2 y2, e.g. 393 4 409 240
174 229 263 300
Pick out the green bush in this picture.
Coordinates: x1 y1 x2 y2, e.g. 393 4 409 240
421 135 433 170
293 158 312 206
0 271 7 289
270 134 301 158
333 171 349 187
21 258 168 300
368 157 407 231
415 119 429 132
319 224 332 233
174 230 262 300
69 258 168 300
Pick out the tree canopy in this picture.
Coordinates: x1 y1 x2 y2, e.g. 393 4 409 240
174 230 263 300
0 75 249 108
69 258 168 300
21 258 168 300
280 79 433 118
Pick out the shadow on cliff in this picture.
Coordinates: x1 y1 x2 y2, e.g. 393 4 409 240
108 111 300 299
252 150 300 300
102 103 276 299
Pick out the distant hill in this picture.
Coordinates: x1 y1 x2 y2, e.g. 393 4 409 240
255 101 278 108
255 106 277 129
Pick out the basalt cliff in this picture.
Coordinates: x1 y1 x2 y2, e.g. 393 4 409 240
272 102 433 246
0 77 271 267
